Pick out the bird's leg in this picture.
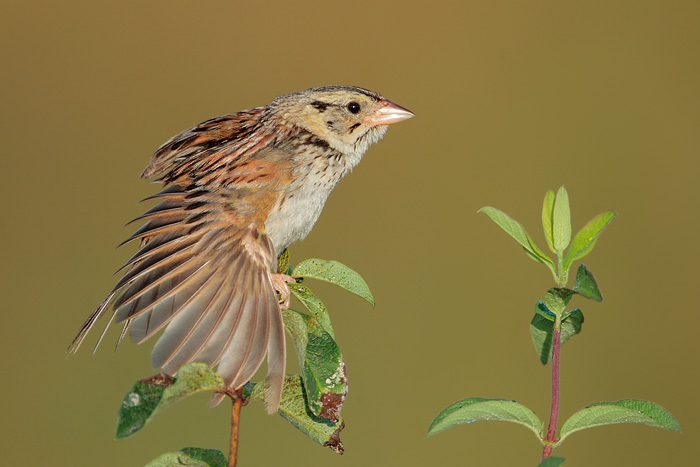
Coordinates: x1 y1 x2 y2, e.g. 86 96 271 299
271 273 296 309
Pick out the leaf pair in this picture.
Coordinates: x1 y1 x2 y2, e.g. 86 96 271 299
529 264 602 364
530 304 584 365
427 398 680 443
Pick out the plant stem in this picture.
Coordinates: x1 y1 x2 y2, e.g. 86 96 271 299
542 316 561 460
229 389 243 467
556 251 565 287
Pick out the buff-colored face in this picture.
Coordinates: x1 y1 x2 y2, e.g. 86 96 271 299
273 86 414 154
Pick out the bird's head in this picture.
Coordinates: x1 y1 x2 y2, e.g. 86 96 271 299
271 85 414 156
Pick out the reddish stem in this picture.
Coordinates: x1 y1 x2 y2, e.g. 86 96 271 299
542 324 561 460
229 389 243 467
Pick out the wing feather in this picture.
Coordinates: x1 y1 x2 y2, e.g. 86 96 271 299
151 254 247 370
70 182 287 412
71 107 299 413
125 260 219 343
263 279 286 413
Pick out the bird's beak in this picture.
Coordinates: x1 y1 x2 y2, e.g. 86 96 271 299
366 99 415 126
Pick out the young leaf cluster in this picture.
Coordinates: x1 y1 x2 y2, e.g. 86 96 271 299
528 265 601 365
479 186 616 286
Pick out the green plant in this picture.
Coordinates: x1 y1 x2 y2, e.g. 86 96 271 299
113 251 374 466
426 187 680 465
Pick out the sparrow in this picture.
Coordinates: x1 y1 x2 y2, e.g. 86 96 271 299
69 85 413 413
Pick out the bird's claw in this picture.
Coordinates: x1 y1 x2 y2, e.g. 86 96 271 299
272 273 296 309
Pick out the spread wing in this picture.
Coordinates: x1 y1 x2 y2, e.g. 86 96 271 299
70 111 297 413
70 185 285 412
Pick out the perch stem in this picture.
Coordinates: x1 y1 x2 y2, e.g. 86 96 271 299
542 318 561 460
228 389 244 467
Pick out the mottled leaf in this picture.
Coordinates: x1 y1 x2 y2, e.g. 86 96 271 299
282 309 347 421
563 211 617 270
572 264 602 301
145 448 226 467
427 397 543 440
288 282 334 337
179 448 227 467
292 259 374 306
249 376 345 454
115 374 172 439
559 399 681 443
553 186 571 252
531 304 584 364
116 363 224 439
542 189 556 253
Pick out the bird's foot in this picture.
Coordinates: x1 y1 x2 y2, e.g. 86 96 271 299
272 273 296 309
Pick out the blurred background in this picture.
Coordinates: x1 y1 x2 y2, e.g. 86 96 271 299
2 1 698 465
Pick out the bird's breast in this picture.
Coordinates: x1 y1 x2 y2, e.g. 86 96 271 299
264 147 359 258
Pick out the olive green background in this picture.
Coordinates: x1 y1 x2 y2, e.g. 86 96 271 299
2 1 698 465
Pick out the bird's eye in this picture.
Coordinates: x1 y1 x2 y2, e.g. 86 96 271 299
347 102 361 114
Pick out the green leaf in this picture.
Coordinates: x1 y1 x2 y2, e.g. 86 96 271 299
543 288 575 315
572 264 602 301
542 189 556 253
426 397 543 440
534 300 555 321
553 186 571 252
292 259 374 306
478 206 535 255
539 456 566 467
288 282 334 337
531 305 584 364
145 448 226 467
249 376 345 454
559 399 681 443
282 309 347 422
277 248 291 275
563 211 617 270
478 207 555 271
240 381 257 399
180 448 227 467
115 363 224 439
527 234 558 275
115 374 172 439
531 311 553 365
